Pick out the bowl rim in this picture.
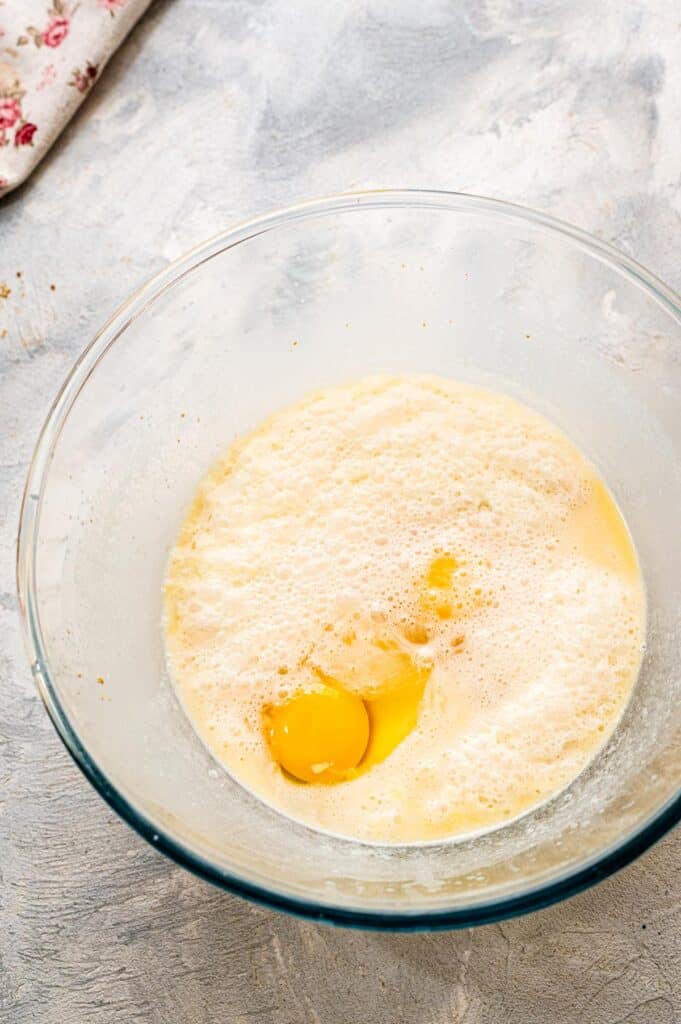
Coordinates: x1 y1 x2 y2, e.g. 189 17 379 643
16 188 681 930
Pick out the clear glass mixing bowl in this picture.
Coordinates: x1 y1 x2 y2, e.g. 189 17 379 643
17 191 681 929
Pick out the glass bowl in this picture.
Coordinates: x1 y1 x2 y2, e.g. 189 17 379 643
17 190 681 929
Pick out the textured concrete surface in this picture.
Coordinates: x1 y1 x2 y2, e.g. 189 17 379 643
2 1 681 1021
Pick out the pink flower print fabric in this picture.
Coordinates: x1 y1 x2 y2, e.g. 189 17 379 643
0 0 153 196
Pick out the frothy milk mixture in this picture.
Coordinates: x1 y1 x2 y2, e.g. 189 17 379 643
164 375 645 843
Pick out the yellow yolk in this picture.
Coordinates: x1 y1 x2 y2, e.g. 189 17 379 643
419 554 485 623
262 553 478 786
426 554 459 588
265 634 432 785
264 687 369 783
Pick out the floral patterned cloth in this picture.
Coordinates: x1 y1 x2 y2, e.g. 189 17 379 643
0 0 153 196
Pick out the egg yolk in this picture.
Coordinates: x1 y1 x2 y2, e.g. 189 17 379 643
420 553 485 621
264 639 432 784
264 687 370 783
426 554 459 588
263 553 476 785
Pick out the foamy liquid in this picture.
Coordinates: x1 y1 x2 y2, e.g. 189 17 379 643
164 374 645 843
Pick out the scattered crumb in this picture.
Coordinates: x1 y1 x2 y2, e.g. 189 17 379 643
292 340 299 348
49 283 56 292
0 329 7 339
76 672 83 679
96 676 105 685
421 321 427 328
16 271 22 279
525 333 532 340
0 283 11 300
180 411 186 418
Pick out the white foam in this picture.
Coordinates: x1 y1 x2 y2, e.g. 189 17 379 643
164 374 645 843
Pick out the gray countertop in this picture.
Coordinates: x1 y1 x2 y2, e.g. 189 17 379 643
2 2 681 1021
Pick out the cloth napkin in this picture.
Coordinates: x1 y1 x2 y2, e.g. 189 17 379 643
0 0 153 197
